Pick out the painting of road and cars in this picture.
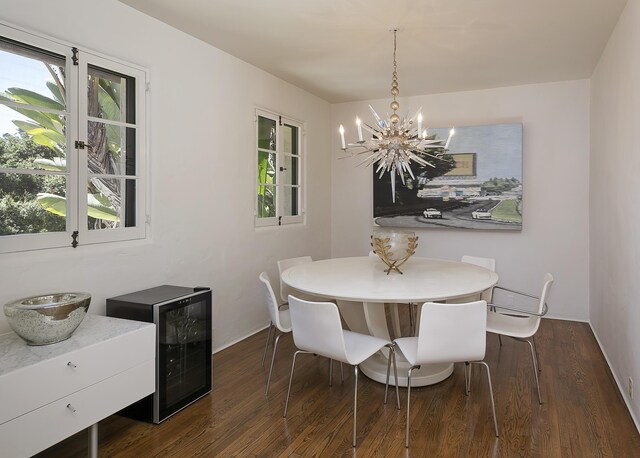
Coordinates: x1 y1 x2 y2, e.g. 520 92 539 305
374 123 523 231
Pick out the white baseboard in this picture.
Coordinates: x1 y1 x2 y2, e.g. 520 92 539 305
212 322 270 354
590 323 640 434
543 314 589 323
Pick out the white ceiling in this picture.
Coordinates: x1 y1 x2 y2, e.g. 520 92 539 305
119 0 627 103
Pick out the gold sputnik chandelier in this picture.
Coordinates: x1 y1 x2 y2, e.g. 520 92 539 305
339 28 454 203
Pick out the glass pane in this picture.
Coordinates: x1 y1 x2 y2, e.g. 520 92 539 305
257 150 276 184
0 38 66 110
257 185 276 218
283 186 299 217
282 123 298 155
88 65 135 123
0 104 67 171
87 178 136 230
0 172 66 235
258 115 276 151
87 121 135 175
283 155 298 186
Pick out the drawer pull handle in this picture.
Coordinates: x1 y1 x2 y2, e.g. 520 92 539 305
67 362 77 368
67 404 77 413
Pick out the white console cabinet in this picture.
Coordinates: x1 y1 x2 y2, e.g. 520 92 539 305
0 314 155 457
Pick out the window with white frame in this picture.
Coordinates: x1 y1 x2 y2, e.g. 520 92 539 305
255 108 303 226
0 23 147 253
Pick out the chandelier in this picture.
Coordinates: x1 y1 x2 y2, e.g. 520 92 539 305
339 29 455 203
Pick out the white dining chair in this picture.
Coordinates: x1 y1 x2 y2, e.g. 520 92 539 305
259 272 292 397
394 300 498 447
448 255 496 304
284 295 401 447
277 256 312 305
486 273 554 404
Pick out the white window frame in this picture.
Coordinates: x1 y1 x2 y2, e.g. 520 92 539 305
0 21 147 253
255 108 304 227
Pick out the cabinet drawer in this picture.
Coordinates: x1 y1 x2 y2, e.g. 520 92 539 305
0 324 154 425
0 359 154 458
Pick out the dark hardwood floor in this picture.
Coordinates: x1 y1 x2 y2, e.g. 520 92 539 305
37 318 640 457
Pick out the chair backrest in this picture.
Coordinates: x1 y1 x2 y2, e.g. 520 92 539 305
288 295 348 362
461 255 496 302
416 301 487 364
461 255 496 271
277 256 313 304
531 273 554 333
259 272 288 332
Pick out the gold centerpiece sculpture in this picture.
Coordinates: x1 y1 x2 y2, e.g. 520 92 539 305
371 230 418 275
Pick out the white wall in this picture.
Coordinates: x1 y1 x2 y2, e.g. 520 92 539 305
331 80 590 321
590 0 640 428
0 0 332 351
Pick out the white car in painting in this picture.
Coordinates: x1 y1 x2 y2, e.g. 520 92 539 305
423 208 442 219
472 209 492 220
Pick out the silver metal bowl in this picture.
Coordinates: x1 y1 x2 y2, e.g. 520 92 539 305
4 293 91 346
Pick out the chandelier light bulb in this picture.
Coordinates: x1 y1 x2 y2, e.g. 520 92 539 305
339 124 346 149
356 117 363 142
417 113 423 137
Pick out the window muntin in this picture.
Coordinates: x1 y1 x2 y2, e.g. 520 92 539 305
255 109 303 225
0 23 146 252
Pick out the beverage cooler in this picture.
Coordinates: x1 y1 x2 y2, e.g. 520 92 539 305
107 285 212 423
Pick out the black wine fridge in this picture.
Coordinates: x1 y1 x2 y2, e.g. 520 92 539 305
107 285 212 423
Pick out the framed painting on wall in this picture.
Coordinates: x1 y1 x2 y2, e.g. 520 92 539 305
373 122 523 231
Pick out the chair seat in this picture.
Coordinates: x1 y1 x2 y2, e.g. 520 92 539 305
342 330 390 366
486 310 538 339
393 336 419 366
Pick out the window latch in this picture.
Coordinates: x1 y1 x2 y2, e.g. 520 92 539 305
279 166 287 171
71 231 79 248
278 216 282 226
75 140 90 150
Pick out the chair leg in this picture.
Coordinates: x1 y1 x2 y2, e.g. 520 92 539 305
498 334 503 346
526 338 543 404
464 362 471 395
405 366 417 448
532 335 542 372
384 344 400 409
340 362 344 384
473 361 499 437
353 365 359 447
261 323 273 367
265 332 282 397
329 359 333 386
284 350 309 417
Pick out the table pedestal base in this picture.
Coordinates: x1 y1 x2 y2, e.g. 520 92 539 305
359 352 453 387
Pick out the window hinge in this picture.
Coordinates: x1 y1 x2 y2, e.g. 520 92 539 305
278 116 282 126
75 140 89 150
72 47 79 66
71 231 79 248
278 216 282 226
145 81 150 93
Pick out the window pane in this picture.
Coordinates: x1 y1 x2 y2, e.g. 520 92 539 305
0 172 66 235
257 185 276 218
87 178 136 230
0 105 67 171
88 65 135 123
0 38 66 110
283 155 298 186
257 150 276 184
282 123 298 155
87 121 135 175
258 116 276 151
283 186 299 217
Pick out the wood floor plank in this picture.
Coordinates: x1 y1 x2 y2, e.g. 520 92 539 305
35 319 640 457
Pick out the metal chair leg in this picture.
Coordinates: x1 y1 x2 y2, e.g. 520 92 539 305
464 362 471 395
532 335 542 372
284 350 309 417
498 334 503 346
340 362 344 384
265 332 282 397
405 366 417 448
261 323 273 367
329 359 333 386
384 344 400 409
353 365 359 447
526 338 543 404
473 361 499 437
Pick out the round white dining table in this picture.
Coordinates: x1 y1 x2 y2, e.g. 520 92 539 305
280 256 499 387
